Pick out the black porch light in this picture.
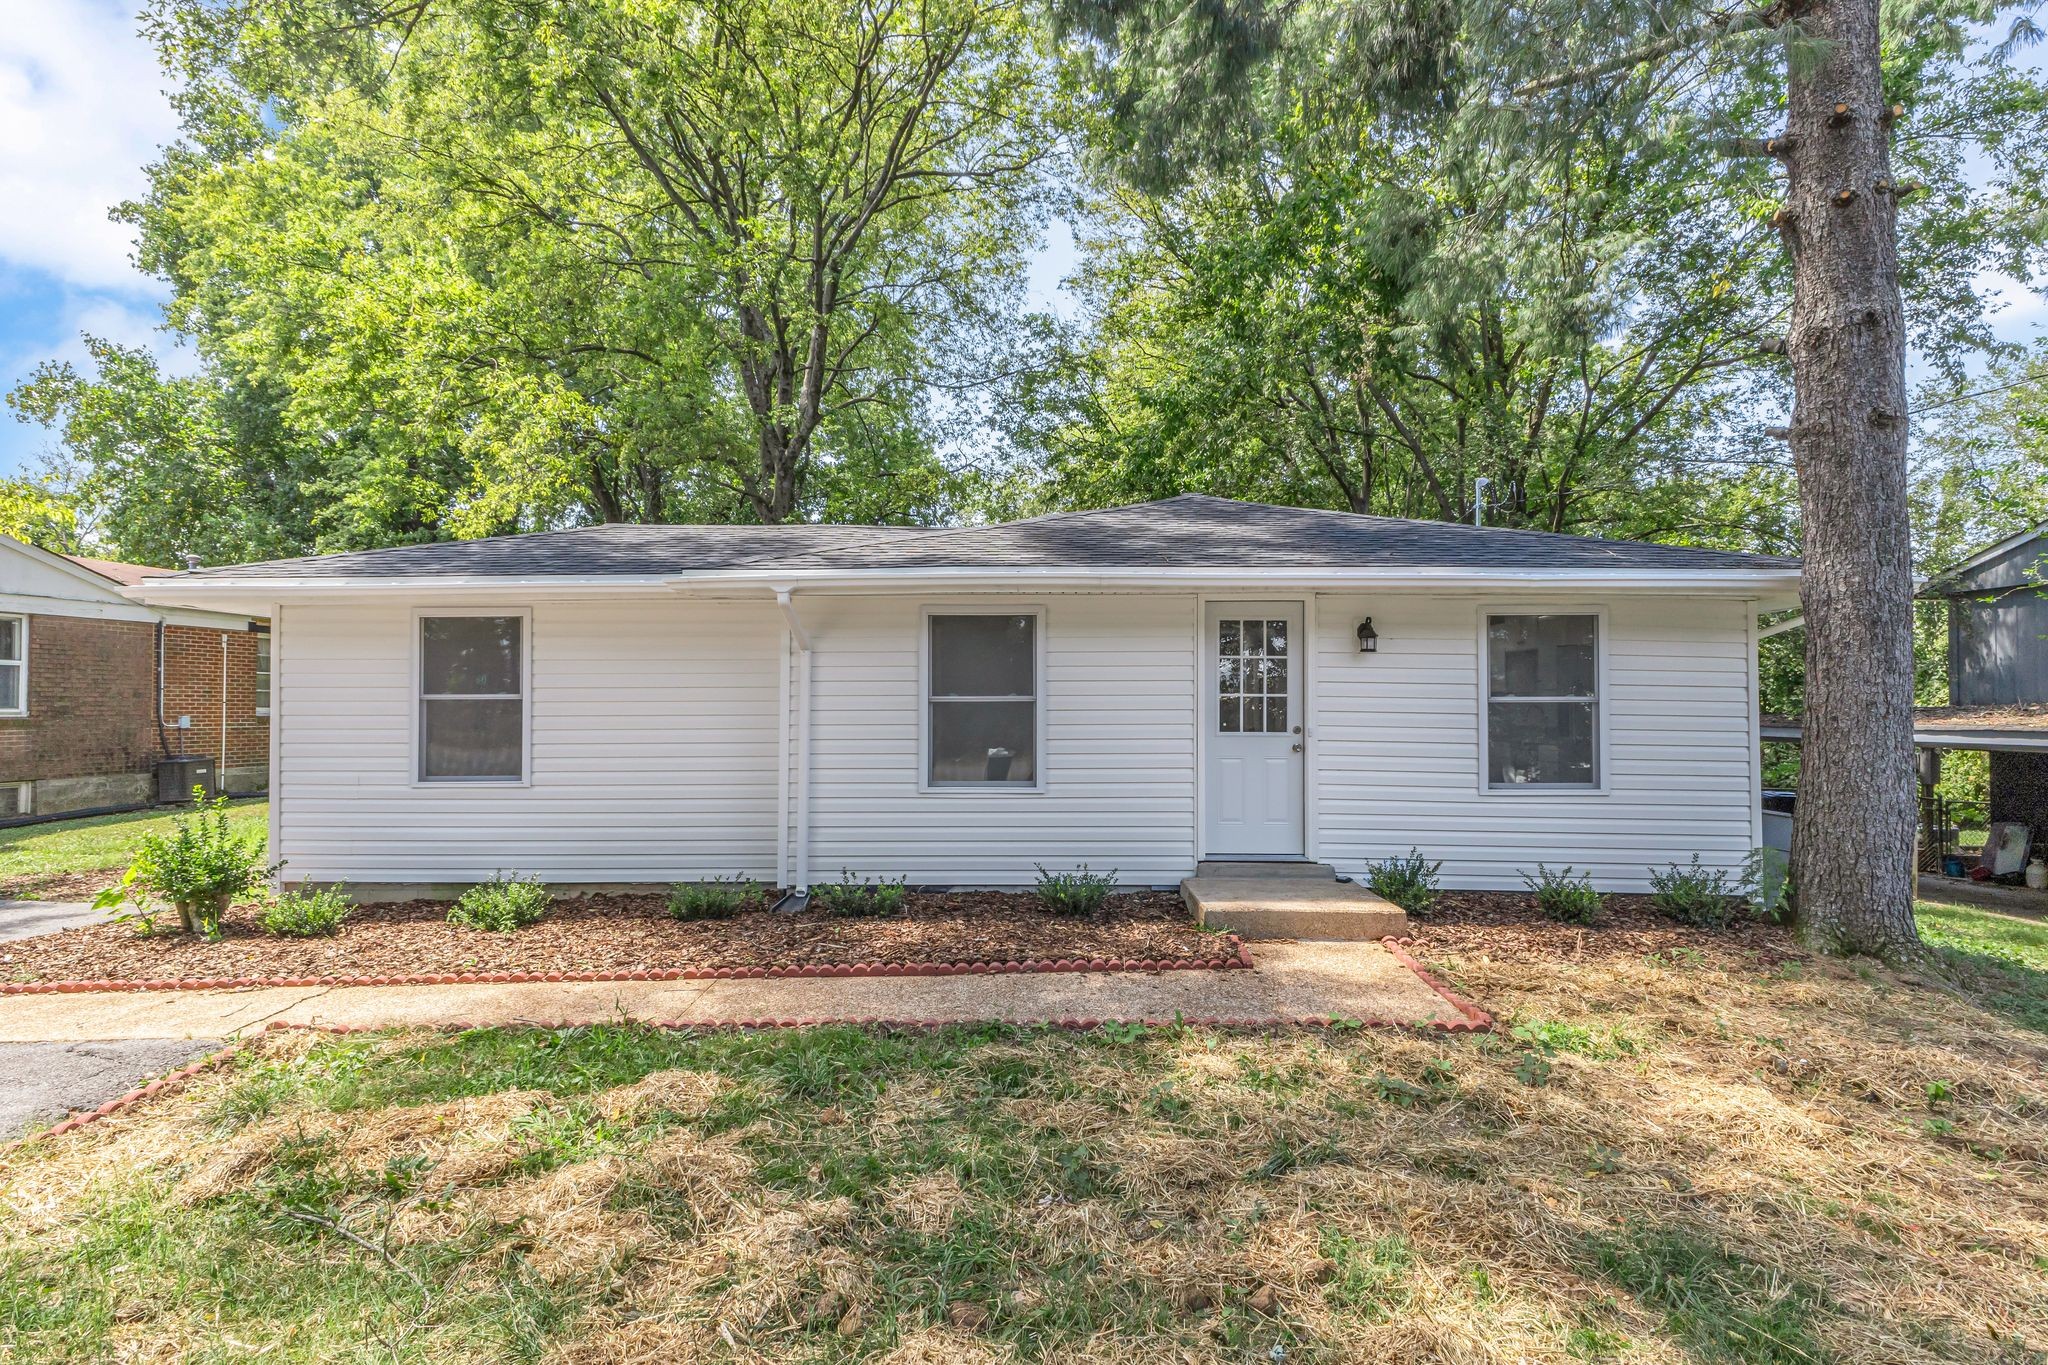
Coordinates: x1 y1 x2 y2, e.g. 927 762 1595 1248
1357 618 1378 653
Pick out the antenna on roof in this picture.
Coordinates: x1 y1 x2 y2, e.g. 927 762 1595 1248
1472 478 1490 529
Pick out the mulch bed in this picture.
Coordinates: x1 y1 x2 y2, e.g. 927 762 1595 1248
0 890 1242 990
1405 890 1804 966
0 870 118 902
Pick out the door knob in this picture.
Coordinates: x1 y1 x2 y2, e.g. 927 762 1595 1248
1291 725 1302 734
1291 741 1303 752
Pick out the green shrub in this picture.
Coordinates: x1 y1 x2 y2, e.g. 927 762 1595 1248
669 875 766 921
259 886 352 937
1364 848 1443 916
1521 864 1602 924
1034 864 1117 916
92 789 277 939
812 871 907 917
1648 855 1743 928
447 874 551 932
1742 845 1792 922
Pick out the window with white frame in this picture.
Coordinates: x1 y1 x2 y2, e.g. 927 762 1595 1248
253 632 272 717
418 614 526 782
0 615 24 717
1484 613 1599 789
926 611 1039 787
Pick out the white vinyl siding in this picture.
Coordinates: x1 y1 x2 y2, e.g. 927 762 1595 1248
1313 594 1758 891
802 594 1198 885
276 599 783 883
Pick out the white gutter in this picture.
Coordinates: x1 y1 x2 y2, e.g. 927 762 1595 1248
773 587 812 893
126 565 1803 610
1756 614 1805 639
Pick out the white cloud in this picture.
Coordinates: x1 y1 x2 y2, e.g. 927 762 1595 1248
0 0 180 290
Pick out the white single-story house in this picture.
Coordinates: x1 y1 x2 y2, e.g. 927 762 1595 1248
125 496 1800 894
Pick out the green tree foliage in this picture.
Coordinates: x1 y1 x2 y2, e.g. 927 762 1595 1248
10 0 1065 559
0 478 81 553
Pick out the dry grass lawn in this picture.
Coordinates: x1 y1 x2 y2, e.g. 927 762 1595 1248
2 901 2044 1363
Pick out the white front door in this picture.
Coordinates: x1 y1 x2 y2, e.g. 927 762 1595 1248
1203 601 1305 857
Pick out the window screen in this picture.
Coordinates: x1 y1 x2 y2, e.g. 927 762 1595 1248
1485 614 1598 788
927 613 1036 785
420 615 524 781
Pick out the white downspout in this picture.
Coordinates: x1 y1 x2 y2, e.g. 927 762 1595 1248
773 587 813 894
219 633 230 790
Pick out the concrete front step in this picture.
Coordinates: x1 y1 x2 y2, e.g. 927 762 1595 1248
1181 874 1407 941
1194 860 1338 881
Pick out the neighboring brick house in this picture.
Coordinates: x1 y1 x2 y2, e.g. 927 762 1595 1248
0 534 268 820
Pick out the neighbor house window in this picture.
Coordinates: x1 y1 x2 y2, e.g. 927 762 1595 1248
1485 613 1599 789
418 614 526 782
253 632 272 717
0 615 23 717
925 611 1039 787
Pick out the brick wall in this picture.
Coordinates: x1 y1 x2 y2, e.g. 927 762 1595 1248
0 614 270 799
0 614 160 782
161 624 270 769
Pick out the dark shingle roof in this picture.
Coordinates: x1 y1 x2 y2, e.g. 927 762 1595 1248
170 495 1798 581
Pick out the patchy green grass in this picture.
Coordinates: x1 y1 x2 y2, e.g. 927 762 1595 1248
1917 899 2048 1033
5 926 2045 1365
0 800 268 895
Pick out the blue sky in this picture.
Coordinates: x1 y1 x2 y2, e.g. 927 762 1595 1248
0 2 2041 480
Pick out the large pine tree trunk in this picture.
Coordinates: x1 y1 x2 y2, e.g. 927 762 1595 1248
1782 0 1921 954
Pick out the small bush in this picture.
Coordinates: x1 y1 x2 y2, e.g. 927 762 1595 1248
1742 845 1792 922
1522 864 1602 924
1364 848 1443 916
669 875 766 921
92 789 277 939
812 871 907 917
1648 855 1743 928
1035 863 1117 916
258 885 352 937
447 874 551 932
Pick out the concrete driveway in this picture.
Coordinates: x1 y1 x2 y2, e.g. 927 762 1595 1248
0 898 100 943
0 1038 221 1139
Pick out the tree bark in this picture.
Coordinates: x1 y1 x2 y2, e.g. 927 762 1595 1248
1781 0 1921 954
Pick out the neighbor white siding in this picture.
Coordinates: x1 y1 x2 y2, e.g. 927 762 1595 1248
276 598 783 884
1311 593 1760 891
795 593 1199 886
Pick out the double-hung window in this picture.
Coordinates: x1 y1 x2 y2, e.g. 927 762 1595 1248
925 611 1039 787
418 613 527 782
0 615 24 717
1484 613 1599 789
253 632 272 717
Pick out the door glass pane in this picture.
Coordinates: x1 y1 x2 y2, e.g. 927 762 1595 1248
931 615 1034 697
1219 696 1240 732
1267 696 1287 732
421 697 523 779
423 616 521 695
1263 654 1287 695
1487 615 1596 697
1242 696 1265 732
1219 619 1240 655
930 699 1036 783
1264 619 1287 657
1487 701 1597 786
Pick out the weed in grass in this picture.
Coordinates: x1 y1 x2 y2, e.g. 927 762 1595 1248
1317 1228 1414 1322
1588 1224 1833 1365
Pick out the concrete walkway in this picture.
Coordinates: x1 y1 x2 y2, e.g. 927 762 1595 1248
0 1038 221 1138
0 942 1472 1042
0 899 100 944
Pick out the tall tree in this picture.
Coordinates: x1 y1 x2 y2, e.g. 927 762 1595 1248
11 0 1063 557
1050 0 2047 955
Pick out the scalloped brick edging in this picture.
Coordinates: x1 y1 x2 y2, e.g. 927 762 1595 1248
0 936 1254 997
1381 936 1494 1032
1 1037 257 1153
